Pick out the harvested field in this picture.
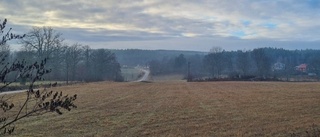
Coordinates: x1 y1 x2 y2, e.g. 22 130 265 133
6 81 320 136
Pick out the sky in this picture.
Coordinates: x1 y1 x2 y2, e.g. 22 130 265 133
1 0 320 52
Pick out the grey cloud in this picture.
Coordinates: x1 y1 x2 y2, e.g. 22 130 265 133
79 36 320 52
1 0 320 51
57 27 171 42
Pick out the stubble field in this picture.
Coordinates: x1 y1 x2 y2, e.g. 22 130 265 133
7 81 320 136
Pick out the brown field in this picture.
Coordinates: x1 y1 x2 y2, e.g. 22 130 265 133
5 81 320 136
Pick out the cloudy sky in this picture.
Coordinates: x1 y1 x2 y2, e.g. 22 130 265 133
1 0 320 51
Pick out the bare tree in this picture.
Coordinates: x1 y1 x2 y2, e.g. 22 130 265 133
209 46 223 53
20 27 64 60
64 43 84 83
20 27 66 81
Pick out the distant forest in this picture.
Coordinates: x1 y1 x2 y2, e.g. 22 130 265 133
1 26 124 83
4 26 320 83
117 47 320 81
111 49 206 66
200 47 320 81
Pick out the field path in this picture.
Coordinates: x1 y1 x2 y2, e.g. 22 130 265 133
135 68 150 82
0 89 26 95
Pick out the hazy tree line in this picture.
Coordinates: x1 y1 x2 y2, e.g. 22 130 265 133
147 47 320 81
148 54 204 77
204 47 320 80
112 49 206 67
2 26 123 83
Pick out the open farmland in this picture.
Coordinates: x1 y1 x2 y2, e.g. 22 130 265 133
7 81 320 137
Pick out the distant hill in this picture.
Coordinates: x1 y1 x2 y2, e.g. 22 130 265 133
111 49 207 66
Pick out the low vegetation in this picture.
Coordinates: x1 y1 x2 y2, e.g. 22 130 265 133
7 81 320 136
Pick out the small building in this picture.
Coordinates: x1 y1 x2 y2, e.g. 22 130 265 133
295 64 307 72
273 62 285 71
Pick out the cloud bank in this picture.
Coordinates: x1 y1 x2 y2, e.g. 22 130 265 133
1 0 320 51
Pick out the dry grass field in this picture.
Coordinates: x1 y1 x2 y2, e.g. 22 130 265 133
5 81 320 136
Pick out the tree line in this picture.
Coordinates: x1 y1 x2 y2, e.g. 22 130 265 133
112 49 205 67
2 26 123 84
148 53 204 77
204 47 320 80
1 19 77 135
148 47 320 81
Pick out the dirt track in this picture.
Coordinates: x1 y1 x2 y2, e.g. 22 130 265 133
136 68 150 82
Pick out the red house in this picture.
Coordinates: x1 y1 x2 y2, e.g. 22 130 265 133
295 64 307 72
